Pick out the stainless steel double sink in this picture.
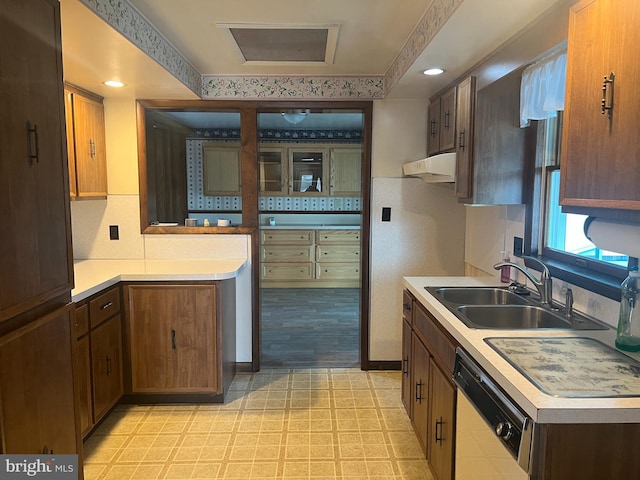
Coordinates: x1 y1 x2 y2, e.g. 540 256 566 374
426 287 607 330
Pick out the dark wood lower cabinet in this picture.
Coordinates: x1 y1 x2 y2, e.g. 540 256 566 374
428 362 456 480
0 304 78 454
411 334 430 455
402 290 458 480
91 315 123 421
123 281 236 400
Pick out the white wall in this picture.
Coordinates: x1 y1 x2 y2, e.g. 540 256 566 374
369 99 467 360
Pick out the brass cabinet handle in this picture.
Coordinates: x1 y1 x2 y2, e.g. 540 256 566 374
601 71 615 117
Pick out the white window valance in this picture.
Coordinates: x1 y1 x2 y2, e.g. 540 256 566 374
520 49 567 127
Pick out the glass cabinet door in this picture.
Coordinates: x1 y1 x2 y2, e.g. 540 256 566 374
259 147 287 194
289 147 329 195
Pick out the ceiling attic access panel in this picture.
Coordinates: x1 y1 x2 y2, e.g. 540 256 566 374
217 23 340 65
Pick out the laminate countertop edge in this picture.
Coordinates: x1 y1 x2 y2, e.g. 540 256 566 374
72 258 247 303
403 276 640 424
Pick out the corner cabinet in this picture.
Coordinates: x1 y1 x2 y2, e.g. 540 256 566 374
560 0 640 214
65 85 108 200
402 290 458 480
123 281 236 400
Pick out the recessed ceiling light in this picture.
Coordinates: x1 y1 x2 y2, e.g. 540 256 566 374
423 68 445 76
103 80 125 87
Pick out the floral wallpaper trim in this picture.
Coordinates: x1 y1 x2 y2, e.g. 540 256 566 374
79 0 201 96
201 76 385 100
384 0 464 95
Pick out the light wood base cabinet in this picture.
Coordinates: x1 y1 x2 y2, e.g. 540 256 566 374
123 281 236 401
261 229 360 288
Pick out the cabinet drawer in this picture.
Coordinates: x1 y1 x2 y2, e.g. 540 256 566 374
316 262 360 280
89 286 121 328
261 230 313 244
316 229 360 244
261 245 314 262
73 303 89 338
413 303 457 374
261 263 314 281
316 245 360 262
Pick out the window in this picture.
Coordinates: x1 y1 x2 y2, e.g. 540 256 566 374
537 116 629 286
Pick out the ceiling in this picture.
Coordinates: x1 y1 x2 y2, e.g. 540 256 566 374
59 0 570 102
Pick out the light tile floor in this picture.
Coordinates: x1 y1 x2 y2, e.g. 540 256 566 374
83 369 433 480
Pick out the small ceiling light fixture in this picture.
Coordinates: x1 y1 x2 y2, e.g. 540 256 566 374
423 68 445 76
282 109 310 125
103 80 125 87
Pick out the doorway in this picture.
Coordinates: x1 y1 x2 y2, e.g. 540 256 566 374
257 108 365 368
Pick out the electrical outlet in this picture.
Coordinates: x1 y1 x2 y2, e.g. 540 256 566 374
382 207 391 222
513 236 523 256
109 225 119 240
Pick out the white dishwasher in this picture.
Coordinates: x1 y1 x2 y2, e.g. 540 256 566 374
453 348 533 480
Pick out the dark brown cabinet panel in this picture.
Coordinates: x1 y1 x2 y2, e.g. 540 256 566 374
91 315 123 421
454 76 476 199
428 362 456 480
0 305 77 454
0 0 73 323
428 86 457 156
402 290 458 480
560 0 640 212
126 284 219 393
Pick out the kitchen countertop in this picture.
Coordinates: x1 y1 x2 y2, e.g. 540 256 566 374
261 224 360 229
72 258 247 303
404 276 640 424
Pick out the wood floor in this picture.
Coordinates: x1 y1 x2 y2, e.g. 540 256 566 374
260 288 360 368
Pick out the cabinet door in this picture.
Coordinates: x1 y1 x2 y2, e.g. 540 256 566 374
0 0 73 323
427 99 441 156
560 0 640 211
429 362 456 480
411 333 430 456
91 314 123 422
0 305 78 454
69 91 107 199
259 147 287 195
454 76 476 199
439 87 457 152
289 147 329 195
401 318 412 415
76 335 93 437
127 284 218 393
330 147 362 196
203 144 241 195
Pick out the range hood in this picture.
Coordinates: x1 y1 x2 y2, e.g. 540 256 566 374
402 152 456 183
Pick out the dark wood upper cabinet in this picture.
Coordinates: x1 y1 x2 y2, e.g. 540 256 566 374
0 0 73 323
427 86 457 156
458 68 535 205
560 0 640 215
